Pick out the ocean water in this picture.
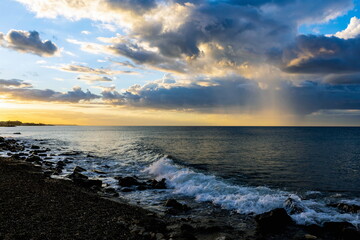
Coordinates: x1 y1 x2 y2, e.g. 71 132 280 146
0 126 359 227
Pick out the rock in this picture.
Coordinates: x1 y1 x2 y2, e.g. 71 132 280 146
92 169 107 174
304 234 317 239
164 199 190 213
73 166 86 172
121 188 133 192
75 179 102 189
151 178 167 189
328 203 360 214
284 197 304 214
255 208 294 232
13 132 21 135
60 151 81 156
137 185 148 191
323 221 356 233
0 137 4 142
26 155 42 162
342 226 360 240
31 145 40 149
117 176 141 187
68 171 88 180
56 161 66 168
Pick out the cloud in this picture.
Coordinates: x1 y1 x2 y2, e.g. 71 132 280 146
280 81 360 115
48 64 134 75
334 16 360 39
77 75 113 83
324 73 360 85
101 75 262 110
0 29 59 57
0 80 100 103
0 79 33 88
276 35 360 74
16 0 353 75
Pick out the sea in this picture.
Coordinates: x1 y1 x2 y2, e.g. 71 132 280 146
0 126 359 227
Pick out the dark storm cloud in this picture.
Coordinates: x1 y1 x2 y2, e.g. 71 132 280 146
279 81 360 114
109 41 187 73
277 35 360 74
325 74 360 85
101 76 262 110
0 79 32 88
0 30 58 57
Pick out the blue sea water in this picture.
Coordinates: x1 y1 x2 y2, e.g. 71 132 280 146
0 126 359 226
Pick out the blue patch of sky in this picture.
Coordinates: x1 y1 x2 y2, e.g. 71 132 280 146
0 0 164 94
299 0 360 35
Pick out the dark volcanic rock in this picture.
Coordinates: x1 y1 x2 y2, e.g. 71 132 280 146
31 145 40 149
328 203 360 214
255 208 294 232
26 155 42 162
151 178 167 189
73 166 86 173
68 171 88 180
165 199 190 214
117 176 141 187
323 221 356 232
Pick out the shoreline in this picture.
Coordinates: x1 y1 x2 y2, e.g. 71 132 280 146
0 137 359 239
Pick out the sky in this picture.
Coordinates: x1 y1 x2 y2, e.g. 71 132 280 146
1 0 360 126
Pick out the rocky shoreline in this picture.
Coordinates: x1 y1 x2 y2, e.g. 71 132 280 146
0 136 359 240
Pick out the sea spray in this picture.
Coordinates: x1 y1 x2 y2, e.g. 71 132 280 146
144 156 360 227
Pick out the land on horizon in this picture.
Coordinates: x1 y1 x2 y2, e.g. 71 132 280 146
0 121 53 127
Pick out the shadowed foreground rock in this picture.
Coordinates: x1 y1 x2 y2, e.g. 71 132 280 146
0 157 167 240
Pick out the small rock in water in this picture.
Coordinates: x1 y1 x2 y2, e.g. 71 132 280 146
13 132 21 135
151 178 167 189
255 208 294 232
31 145 40 149
73 166 86 172
284 197 304 214
328 203 360 214
117 176 141 187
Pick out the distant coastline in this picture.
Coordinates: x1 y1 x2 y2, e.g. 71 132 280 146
0 121 53 127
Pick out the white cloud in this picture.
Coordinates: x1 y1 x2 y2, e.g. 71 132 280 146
334 16 360 39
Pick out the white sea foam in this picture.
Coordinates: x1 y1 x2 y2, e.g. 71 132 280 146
144 157 360 227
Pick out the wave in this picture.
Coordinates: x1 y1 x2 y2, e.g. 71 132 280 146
144 157 360 227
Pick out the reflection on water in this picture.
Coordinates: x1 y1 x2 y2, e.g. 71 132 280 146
1 126 359 196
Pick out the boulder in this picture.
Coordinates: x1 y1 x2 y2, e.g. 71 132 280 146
31 145 40 149
73 166 86 172
164 199 190 213
255 208 294 232
0 137 4 142
117 176 141 187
